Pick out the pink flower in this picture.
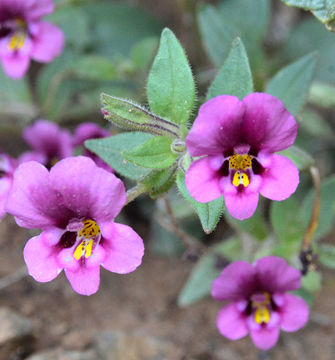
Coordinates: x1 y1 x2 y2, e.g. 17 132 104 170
212 256 309 350
73 122 112 172
0 152 16 220
19 119 73 168
0 0 64 78
5 156 144 295
185 93 299 220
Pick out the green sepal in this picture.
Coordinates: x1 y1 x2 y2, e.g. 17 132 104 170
101 93 180 138
141 166 177 199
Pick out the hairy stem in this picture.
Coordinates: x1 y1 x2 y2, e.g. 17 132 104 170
125 183 148 205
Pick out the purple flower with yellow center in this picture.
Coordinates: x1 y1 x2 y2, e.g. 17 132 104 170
185 93 299 220
73 122 112 172
19 119 73 168
212 256 309 350
0 152 16 220
5 156 144 295
0 0 64 78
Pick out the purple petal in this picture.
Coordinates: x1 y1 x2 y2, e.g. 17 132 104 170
0 177 12 219
31 22 64 62
100 222 144 274
23 229 63 282
65 265 100 296
217 303 249 340
212 261 256 301
224 190 259 220
255 256 301 293
280 294 309 332
242 93 298 153
1 54 30 79
18 151 47 164
185 157 223 203
250 327 280 350
73 122 110 147
49 156 126 222
24 0 54 20
5 161 72 229
186 95 244 156
260 154 299 201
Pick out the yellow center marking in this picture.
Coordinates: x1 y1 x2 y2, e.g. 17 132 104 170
232 171 250 187
74 220 100 260
254 306 271 324
9 32 26 51
78 219 100 238
229 153 252 170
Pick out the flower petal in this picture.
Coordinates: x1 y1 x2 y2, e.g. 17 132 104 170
5 161 72 229
280 294 309 332
65 265 100 296
23 229 63 282
255 256 301 293
50 156 126 222
100 222 144 274
250 326 280 350
242 93 298 153
31 22 64 62
185 157 223 203
0 177 12 220
1 54 30 79
186 95 244 156
24 0 54 20
72 122 110 147
217 303 249 340
260 154 299 201
224 190 259 220
212 261 256 301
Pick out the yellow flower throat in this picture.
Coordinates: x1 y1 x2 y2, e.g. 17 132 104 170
73 219 101 260
229 153 252 188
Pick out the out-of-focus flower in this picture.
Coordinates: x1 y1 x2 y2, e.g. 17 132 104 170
0 0 64 78
0 152 16 220
73 122 112 171
185 93 299 220
212 256 309 350
5 156 144 295
19 119 73 168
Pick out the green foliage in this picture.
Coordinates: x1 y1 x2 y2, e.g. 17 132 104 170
122 136 178 169
302 176 335 241
279 146 315 171
266 53 318 116
318 244 335 269
131 37 159 71
85 132 153 181
283 19 335 83
176 171 224 234
206 38 253 100
71 56 117 81
308 82 335 109
301 271 322 293
141 166 177 198
147 28 195 129
300 109 334 139
101 94 180 138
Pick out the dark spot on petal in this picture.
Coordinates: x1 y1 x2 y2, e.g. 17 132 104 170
218 160 229 177
0 170 6 178
59 231 76 248
252 158 264 175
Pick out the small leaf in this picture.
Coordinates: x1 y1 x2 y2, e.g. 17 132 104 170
141 166 177 198
85 132 152 181
122 136 178 169
301 271 322 293
101 93 180 138
147 28 195 127
308 82 335 109
131 37 159 71
207 38 253 100
176 171 224 234
279 145 315 171
318 244 335 269
71 56 117 81
266 53 318 116
300 109 334 139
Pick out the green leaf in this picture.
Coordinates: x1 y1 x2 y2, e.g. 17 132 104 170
300 109 334 140
301 176 335 241
279 145 315 171
147 28 195 127
206 38 253 100
283 19 335 83
71 56 117 81
301 271 322 293
270 197 305 257
122 136 178 169
101 94 180 138
141 166 177 198
308 82 335 109
318 244 335 269
176 171 224 234
178 254 220 307
266 53 317 116
131 37 159 71
85 132 153 181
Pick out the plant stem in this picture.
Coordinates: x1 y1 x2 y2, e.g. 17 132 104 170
125 183 147 205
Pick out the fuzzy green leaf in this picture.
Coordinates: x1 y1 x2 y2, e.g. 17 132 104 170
147 28 195 127
85 132 152 181
122 136 178 169
207 38 253 100
141 166 177 198
266 53 317 116
176 171 224 234
279 146 315 171
71 56 117 81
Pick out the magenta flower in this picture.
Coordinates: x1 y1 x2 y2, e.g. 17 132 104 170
73 122 112 171
212 256 309 350
19 119 73 168
5 156 144 295
0 152 16 220
185 93 299 220
0 0 64 78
